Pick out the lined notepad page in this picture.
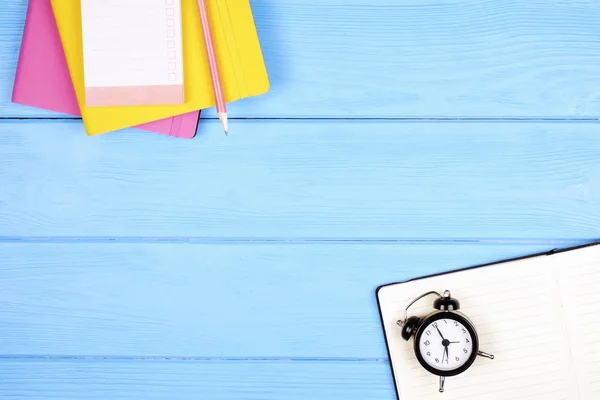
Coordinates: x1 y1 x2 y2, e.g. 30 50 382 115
377 244 600 400
80 0 184 107
560 254 600 399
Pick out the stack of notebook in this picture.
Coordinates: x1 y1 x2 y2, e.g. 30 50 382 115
11 0 270 139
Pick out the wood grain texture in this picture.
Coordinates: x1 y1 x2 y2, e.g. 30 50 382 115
0 241 586 357
1 120 600 239
1 0 600 119
0 359 395 400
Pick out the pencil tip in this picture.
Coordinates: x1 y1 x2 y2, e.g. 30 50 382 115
218 113 228 136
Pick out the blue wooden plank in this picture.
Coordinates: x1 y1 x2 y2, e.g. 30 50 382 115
1 120 600 239
0 241 587 357
0 359 395 400
1 0 600 119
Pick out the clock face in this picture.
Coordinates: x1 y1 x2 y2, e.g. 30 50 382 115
415 314 476 374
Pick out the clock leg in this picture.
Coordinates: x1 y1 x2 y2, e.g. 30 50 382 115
439 376 445 393
477 350 494 360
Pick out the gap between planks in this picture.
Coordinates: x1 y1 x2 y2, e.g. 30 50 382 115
0 117 599 122
0 237 593 246
0 355 385 363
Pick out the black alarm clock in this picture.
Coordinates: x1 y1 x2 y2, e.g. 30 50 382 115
396 290 494 393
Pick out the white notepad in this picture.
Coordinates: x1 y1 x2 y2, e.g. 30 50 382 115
80 0 184 107
376 242 600 400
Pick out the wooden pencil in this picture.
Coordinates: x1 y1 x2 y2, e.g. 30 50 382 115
196 0 228 134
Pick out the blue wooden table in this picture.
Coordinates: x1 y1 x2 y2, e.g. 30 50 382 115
1 0 599 398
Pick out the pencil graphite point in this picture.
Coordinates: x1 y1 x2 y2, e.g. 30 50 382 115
218 112 228 135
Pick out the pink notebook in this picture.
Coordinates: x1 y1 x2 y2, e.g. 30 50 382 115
11 0 200 138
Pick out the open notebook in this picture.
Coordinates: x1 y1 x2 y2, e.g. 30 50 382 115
376 242 600 400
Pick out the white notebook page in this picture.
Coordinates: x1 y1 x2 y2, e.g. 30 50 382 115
377 244 600 400
557 250 600 400
80 0 184 89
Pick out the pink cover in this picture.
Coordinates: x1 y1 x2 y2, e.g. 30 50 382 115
11 0 199 138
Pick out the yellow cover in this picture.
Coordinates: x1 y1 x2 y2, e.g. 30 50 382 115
50 0 270 135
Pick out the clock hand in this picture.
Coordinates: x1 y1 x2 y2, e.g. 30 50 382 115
435 326 445 340
443 345 449 363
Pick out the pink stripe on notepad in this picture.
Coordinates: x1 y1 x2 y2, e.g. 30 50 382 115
85 84 185 107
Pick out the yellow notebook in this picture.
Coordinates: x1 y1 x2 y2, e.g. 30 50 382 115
50 0 270 135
